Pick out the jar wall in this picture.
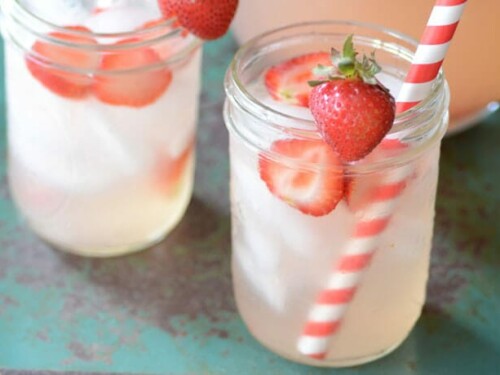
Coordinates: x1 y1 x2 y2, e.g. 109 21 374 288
224 21 448 366
1 0 203 256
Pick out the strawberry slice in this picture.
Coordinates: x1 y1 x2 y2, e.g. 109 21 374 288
25 26 99 99
264 52 331 107
93 39 173 107
155 137 195 195
258 138 344 217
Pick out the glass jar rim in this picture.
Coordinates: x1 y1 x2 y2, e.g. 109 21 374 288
224 20 449 173
1 0 202 73
8 0 182 39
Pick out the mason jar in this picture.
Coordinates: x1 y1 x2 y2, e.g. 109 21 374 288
224 21 449 367
1 0 202 257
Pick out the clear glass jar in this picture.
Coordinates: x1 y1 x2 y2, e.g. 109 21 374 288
224 21 449 367
1 0 202 257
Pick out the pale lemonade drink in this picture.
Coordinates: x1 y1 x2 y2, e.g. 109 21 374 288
224 22 448 366
1 0 202 256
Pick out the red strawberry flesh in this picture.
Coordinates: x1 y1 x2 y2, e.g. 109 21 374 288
155 137 195 195
259 138 344 217
265 52 331 107
26 26 99 99
93 40 173 108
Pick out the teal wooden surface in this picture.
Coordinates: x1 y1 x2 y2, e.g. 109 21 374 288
0 34 499 375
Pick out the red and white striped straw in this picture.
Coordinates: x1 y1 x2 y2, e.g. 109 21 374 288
397 0 467 113
297 0 467 360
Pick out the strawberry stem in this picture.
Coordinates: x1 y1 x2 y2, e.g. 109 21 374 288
309 34 382 86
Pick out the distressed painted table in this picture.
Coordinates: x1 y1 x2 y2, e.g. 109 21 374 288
0 34 499 375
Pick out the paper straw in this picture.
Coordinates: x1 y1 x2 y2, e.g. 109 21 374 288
297 0 467 360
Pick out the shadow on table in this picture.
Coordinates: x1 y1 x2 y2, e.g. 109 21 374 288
436 114 500 264
422 114 500 317
215 306 500 375
407 308 500 375
55 196 235 337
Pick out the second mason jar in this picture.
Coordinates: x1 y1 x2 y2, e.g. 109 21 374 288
224 21 449 367
1 1 202 256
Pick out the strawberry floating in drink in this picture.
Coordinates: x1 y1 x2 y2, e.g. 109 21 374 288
158 0 239 40
264 52 331 107
155 137 196 196
93 39 173 107
309 35 396 162
259 139 344 217
25 26 99 99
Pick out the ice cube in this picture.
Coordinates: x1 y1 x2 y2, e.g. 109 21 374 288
154 49 202 157
234 229 286 312
7 44 150 192
10 100 150 193
85 1 161 34
19 0 93 26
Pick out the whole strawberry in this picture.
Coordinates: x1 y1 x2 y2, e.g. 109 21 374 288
158 0 238 40
309 35 395 162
